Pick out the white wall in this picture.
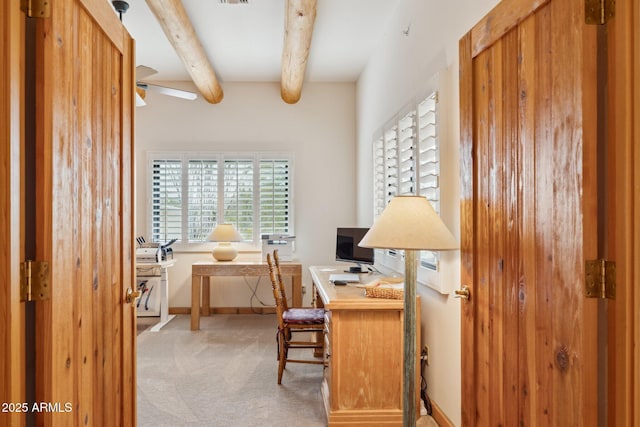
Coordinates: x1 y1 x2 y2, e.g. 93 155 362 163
355 0 500 425
135 82 357 309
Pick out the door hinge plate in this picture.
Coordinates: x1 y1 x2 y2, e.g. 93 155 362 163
20 260 51 302
20 0 51 18
585 259 615 299
585 0 615 25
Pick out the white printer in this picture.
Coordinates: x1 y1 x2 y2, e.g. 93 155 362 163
261 234 295 261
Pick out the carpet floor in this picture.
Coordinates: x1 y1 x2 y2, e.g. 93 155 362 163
137 314 439 427
137 314 326 426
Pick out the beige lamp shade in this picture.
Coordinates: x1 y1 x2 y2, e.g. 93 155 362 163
359 195 458 250
207 223 242 242
207 223 242 261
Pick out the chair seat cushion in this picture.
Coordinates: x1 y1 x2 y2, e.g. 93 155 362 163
283 308 325 324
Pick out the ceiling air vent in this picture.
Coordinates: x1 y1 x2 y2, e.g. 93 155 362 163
219 0 249 4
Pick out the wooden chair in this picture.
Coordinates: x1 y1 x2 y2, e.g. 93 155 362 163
266 250 325 384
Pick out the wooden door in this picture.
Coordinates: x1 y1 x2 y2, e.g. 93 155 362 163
32 0 137 425
459 0 599 425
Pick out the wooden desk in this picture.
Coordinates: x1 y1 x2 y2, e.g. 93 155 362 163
310 266 420 426
191 260 302 330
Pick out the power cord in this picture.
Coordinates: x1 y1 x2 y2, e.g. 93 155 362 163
420 347 433 416
243 276 286 314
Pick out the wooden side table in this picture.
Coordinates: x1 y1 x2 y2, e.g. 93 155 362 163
190 260 303 330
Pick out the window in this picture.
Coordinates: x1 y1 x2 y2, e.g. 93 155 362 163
373 91 440 270
149 153 293 246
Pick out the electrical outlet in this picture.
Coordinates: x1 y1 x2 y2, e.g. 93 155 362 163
421 345 430 366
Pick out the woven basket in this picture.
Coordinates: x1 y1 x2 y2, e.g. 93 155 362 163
359 277 404 300
363 286 404 300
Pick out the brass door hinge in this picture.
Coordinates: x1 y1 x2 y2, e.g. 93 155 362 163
20 0 50 18
585 259 615 299
585 0 615 25
20 260 51 302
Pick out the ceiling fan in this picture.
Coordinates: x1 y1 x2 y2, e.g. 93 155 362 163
135 65 198 107
110 1 198 106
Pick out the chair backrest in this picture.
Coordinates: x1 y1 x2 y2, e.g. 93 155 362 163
266 252 286 330
272 250 289 311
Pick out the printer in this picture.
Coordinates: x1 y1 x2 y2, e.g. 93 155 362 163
261 234 295 261
136 237 176 263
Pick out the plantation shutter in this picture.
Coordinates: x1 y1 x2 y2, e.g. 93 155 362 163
398 112 416 195
223 160 254 240
373 136 385 217
188 160 218 241
259 160 290 235
417 92 440 268
371 90 442 271
384 126 399 206
151 160 182 242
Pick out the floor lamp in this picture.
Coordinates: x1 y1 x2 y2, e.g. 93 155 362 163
359 195 458 427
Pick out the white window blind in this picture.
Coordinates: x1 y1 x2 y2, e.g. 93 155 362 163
149 153 292 245
187 160 217 241
151 160 182 241
398 112 416 195
372 91 441 271
384 126 399 206
223 160 254 241
373 137 385 218
260 160 290 234
417 92 440 269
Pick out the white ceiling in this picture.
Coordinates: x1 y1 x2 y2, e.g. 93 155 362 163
119 0 401 83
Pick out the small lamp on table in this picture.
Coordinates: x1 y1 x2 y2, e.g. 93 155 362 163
207 223 242 261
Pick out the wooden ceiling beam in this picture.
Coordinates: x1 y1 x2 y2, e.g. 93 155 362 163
145 0 223 104
281 0 317 104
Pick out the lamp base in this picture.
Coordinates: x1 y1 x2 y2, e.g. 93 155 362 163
212 242 238 261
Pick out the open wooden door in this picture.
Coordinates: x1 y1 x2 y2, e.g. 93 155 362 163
459 0 600 424
31 0 137 425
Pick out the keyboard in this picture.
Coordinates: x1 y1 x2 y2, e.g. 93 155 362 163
329 273 360 283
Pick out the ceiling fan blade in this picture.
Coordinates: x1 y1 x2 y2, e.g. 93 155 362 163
136 65 158 80
135 92 147 107
139 82 198 101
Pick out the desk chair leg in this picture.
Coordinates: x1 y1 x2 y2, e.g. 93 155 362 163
277 329 286 385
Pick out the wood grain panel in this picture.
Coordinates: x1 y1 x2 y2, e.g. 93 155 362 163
501 28 520 427
473 44 491 425
0 2 25 425
517 13 537 426
488 36 506 427
531 6 554 425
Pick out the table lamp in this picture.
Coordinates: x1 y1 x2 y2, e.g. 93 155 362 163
207 223 242 261
359 195 458 427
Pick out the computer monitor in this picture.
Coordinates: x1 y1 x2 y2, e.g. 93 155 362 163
335 227 374 273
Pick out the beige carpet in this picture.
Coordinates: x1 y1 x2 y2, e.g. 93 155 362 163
137 314 438 427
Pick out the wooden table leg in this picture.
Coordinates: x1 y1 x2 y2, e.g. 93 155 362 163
202 276 210 316
191 275 201 331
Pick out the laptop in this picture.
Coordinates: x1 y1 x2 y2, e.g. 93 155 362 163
329 273 360 283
